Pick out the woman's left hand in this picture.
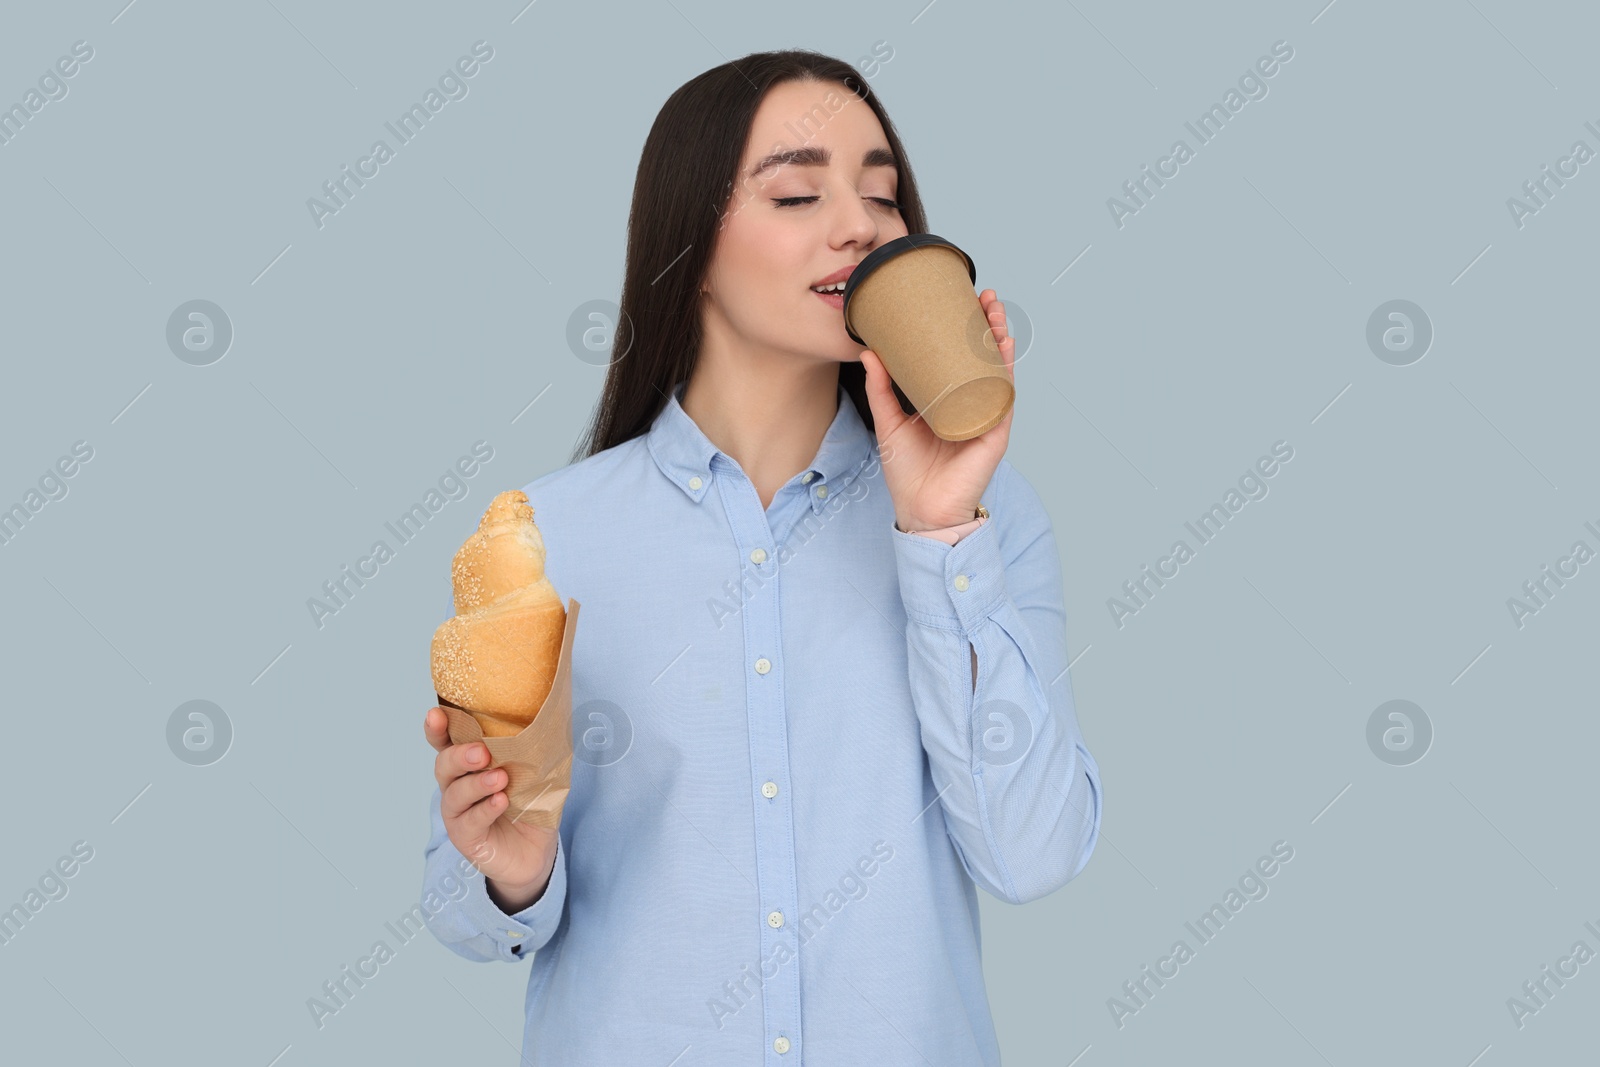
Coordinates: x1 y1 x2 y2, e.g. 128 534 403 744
859 288 1016 533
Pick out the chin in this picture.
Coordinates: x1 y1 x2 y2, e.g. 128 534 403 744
830 337 867 363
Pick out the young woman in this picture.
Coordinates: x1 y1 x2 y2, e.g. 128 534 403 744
421 49 1101 1065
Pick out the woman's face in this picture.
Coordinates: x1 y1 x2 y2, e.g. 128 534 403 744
703 79 910 364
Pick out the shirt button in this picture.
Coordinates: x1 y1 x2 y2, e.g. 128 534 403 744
801 472 815 484
774 1036 791 1054
688 476 703 490
815 485 828 499
767 910 784 928
507 931 522 938
755 657 771 675
954 574 970 592
762 781 778 798
750 547 768 564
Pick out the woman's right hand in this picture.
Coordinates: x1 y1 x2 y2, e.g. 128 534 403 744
425 706 558 912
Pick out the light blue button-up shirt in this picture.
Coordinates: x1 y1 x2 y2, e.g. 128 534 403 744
421 379 1102 1065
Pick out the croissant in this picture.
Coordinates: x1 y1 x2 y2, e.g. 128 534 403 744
430 490 566 737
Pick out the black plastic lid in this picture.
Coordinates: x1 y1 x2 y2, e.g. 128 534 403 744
841 233 977 344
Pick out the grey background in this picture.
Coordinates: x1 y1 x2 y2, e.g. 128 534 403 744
1 0 1594 1063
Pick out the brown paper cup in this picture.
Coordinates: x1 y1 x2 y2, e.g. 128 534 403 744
842 233 1014 442
437 597 580 830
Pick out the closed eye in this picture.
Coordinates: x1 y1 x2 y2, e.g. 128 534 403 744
773 196 901 210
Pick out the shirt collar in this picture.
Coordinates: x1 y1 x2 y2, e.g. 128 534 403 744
646 379 875 514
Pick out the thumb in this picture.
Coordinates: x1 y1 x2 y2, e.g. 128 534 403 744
859 350 906 440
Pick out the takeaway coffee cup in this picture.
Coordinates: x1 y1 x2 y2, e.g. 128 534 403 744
841 233 1014 442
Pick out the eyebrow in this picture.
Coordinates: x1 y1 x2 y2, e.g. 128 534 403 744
747 145 897 179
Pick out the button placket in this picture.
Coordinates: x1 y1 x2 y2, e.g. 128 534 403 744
717 470 802 1056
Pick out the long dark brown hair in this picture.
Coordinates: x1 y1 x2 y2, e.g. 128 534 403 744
569 49 929 464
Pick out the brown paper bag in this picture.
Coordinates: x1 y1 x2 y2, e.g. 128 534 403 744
436 597 580 830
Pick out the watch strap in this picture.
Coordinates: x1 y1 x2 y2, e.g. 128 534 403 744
896 505 989 545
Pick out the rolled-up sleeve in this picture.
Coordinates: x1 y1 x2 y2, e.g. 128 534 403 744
891 459 1103 905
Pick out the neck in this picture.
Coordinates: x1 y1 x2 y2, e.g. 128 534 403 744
680 344 840 495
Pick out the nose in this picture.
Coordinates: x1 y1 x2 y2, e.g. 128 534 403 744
828 184 880 248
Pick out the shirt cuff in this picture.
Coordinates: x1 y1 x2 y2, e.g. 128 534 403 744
459 836 567 961
891 514 1006 633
